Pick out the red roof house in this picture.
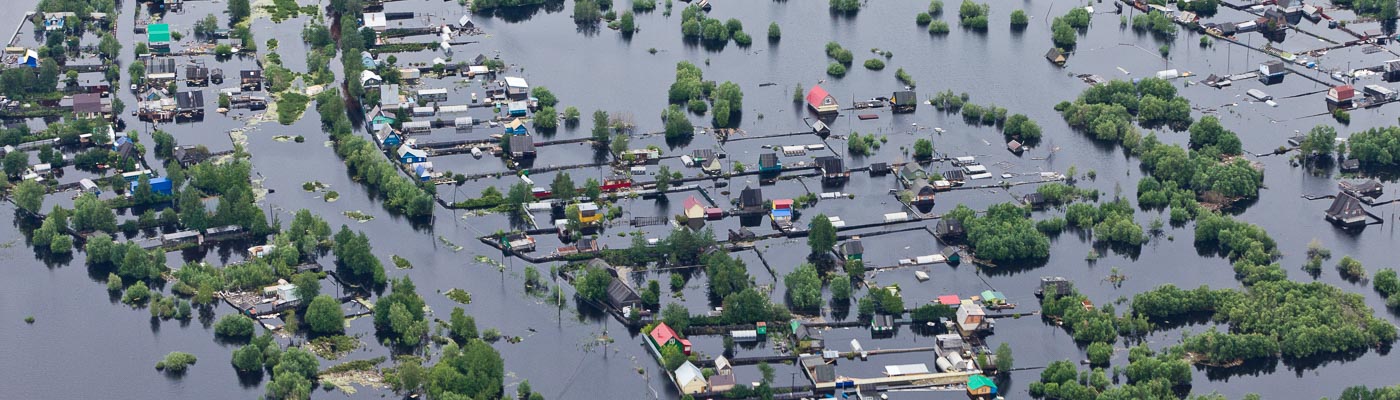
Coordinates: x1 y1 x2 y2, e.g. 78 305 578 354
772 199 793 210
649 322 692 355
1328 84 1355 104
806 84 839 114
683 195 705 220
938 295 961 306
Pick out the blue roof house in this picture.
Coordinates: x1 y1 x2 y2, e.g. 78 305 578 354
397 146 427 164
131 177 173 196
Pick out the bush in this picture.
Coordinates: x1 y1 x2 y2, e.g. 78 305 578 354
916 12 932 25
928 20 951 34
826 62 847 77
767 22 781 39
1087 342 1112 366
1338 256 1366 279
215 314 257 339
156 352 197 372
1010 10 1028 27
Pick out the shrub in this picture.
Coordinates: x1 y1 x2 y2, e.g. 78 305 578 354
826 62 847 77
928 20 950 34
863 58 885 70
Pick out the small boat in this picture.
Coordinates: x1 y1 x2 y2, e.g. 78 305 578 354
471 147 483 158
858 114 879 120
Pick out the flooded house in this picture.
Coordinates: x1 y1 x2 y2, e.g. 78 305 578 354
891 90 917 113
1045 47 1067 66
1385 60 1400 82
417 88 448 103
1023 193 1046 208
1341 158 1360 172
673 361 706 395
145 58 177 83
1339 180 1382 199
648 322 692 355
910 182 937 206
771 198 794 229
175 91 205 119
71 93 108 120
397 146 427 164
1037 276 1073 297
955 299 989 334
147 23 171 51
1259 60 1286 84
504 76 530 100
806 84 839 114
501 233 536 253
508 135 536 159
240 70 264 91
967 375 999 400
1325 193 1367 227
708 356 736 392
1327 84 1356 107
936 219 965 240
504 118 529 135
375 126 402 147
758 152 781 174
738 186 765 213
816 156 849 182
840 237 864 261
185 65 210 87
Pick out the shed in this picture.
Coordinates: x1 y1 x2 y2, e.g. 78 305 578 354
707 374 736 392
869 162 890 175
936 219 965 238
967 375 998 400
884 364 930 376
364 12 387 31
1341 158 1360 172
605 279 641 311
509 135 536 158
507 101 529 117
1024 192 1046 208
806 84 839 114
132 177 173 196
871 314 894 332
841 238 864 260
1328 85 1356 104
79 178 99 193
1339 180 1383 199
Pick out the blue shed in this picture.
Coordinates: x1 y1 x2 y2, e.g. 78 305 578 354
507 101 528 117
132 177 173 196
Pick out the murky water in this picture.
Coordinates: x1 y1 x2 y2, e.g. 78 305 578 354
3 0 1399 399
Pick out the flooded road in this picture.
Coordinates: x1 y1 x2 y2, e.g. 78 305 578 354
2 0 1399 399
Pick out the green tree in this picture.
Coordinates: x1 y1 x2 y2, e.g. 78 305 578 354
663 105 693 141
1087 342 1112 366
831 274 852 302
304 295 344 334
227 0 251 25
12 180 45 215
1010 9 1029 27
662 302 691 332
449 307 478 342
231 344 264 372
373 277 428 347
768 22 781 39
72 193 116 233
995 343 1014 372
784 264 822 311
156 352 197 372
550 172 576 200
1052 17 1076 49
4 151 29 179
576 265 612 302
807 214 837 255
913 139 934 159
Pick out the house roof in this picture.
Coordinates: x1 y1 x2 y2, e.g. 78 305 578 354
1326 193 1365 219
938 294 960 305
772 199 793 209
708 373 736 388
812 364 836 383
606 279 640 308
1340 180 1382 196
397 146 427 159
714 355 732 372
175 91 204 109
683 196 703 214
816 156 844 174
509 135 535 153
147 23 170 42
185 65 209 79
650 322 680 346
806 84 835 108
758 153 779 168
892 90 916 104
241 70 263 80
1261 60 1285 75
675 361 705 386
73 93 103 114
504 76 529 88
968 375 997 391
1331 85 1356 100
842 240 863 255
739 187 763 208
1045 47 1065 60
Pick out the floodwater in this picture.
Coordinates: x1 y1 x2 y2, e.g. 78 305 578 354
3 0 1400 399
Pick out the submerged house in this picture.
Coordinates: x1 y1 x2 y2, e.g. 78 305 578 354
816 156 849 182
175 90 205 118
910 182 937 206
956 299 989 334
504 118 529 135
605 275 641 313
240 70 264 91
185 65 210 86
758 153 781 173
1045 47 1067 65
1385 60 1400 82
674 361 706 395
936 219 965 239
397 146 427 164
891 90 917 113
806 84 839 114
147 23 171 51
649 322 692 355
738 186 765 212
682 195 705 220
1259 60 1286 84
1339 180 1383 199
967 375 999 400
1038 276 1073 298
1327 84 1356 107
509 135 536 159
840 238 864 261
1325 193 1367 227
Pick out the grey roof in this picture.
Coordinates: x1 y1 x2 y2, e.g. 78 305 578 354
892 90 916 104
942 169 965 181
758 153 779 168
509 135 535 154
241 70 263 80
185 65 209 79
869 162 890 173
675 361 705 386
841 240 863 255
1261 60 1285 75
937 219 964 236
816 156 844 174
73 93 103 114
812 364 836 383
1340 180 1382 196
739 187 763 208
605 279 640 309
693 148 715 161
1025 192 1046 205
176 91 204 109
587 258 612 271
1326 193 1365 219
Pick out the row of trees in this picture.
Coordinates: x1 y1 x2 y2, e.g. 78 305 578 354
315 90 435 218
945 203 1051 263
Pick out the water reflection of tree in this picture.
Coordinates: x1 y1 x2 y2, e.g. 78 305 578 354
473 1 567 24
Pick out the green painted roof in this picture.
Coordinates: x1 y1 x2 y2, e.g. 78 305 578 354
148 23 170 43
968 374 997 390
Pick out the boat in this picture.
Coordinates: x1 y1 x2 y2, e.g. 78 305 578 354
858 114 879 120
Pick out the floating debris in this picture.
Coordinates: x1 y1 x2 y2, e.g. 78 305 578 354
440 236 464 252
343 210 374 222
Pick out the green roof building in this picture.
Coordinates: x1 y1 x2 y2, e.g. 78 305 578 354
147 23 171 46
966 374 997 399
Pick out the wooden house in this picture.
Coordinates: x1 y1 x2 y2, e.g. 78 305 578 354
806 84 839 114
1325 193 1367 227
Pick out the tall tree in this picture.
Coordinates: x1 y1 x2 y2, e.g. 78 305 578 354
304 295 345 335
807 213 837 255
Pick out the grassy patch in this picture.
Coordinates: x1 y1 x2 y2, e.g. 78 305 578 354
343 210 374 222
445 289 472 304
392 255 413 269
275 92 310 125
309 335 362 360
